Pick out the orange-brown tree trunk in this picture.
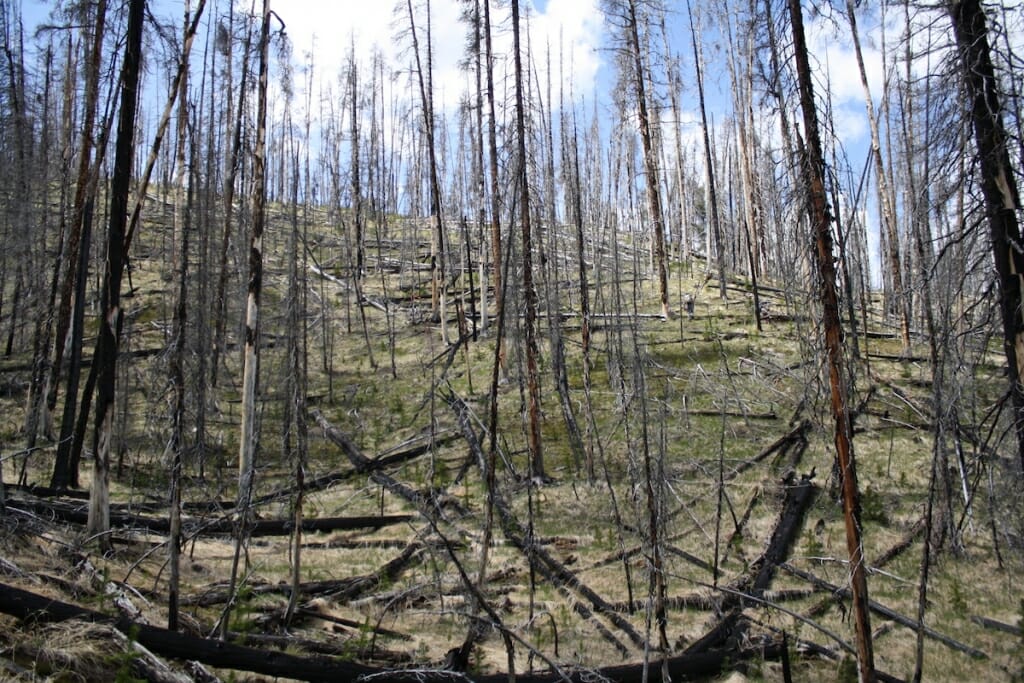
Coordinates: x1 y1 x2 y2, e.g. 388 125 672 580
787 0 876 680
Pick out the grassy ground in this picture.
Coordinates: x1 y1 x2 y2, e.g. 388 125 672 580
1 208 1022 682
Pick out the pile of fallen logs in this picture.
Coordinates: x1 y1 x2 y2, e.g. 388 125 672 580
0 405 993 682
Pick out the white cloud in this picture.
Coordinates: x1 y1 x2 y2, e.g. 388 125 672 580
276 0 603 110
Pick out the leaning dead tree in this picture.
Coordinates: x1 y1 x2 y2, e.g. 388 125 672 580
787 0 876 680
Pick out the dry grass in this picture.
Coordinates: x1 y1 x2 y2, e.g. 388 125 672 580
0 211 1022 681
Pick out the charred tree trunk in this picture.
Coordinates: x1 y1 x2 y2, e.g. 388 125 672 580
688 1 726 300
626 0 670 320
406 0 449 345
787 0 876 679
845 0 909 354
46 0 107 446
511 0 544 480
949 0 1024 471
223 0 271 639
87 0 146 548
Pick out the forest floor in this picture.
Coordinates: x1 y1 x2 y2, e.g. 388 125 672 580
0 208 1022 682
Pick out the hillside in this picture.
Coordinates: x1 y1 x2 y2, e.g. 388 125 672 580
0 200 1021 683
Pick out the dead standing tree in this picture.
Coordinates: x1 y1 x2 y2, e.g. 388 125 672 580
786 0 876 680
222 0 273 639
948 0 1024 472
844 0 910 354
86 0 145 547
511 0 545 481
607 0 671 321
405 0 450 346
49 0 108 490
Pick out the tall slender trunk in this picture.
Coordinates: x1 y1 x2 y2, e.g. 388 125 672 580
688 2 726 300
48 0 108 489
87 0 146 548
222 0 271 639
483 0 503 342
845 0 909 353
472 0 488 334
949 0 1024 471
788 0 876 679
511 0 544 480
168 0 192 631
46 0 107 429
724 7 763 329
406 0 449 345
625 0 670 320
284 126 308 627
212 5 253 388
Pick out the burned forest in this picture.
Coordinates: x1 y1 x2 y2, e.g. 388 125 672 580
0 0 1023 681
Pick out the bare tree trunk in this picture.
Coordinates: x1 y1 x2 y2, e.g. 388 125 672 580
787 0 876 679
212 6 253 388
167 0 193 631
625 0 670 320
48 0 108 489
283 121 308 628
724 7 763 329
223 0 271 639
688 1 726 300
511 0 544 481
349 51 376 369
46 0 107 441
406 0 449 345
472 0 488 335
845 0 909 354
483 0 503 349
949 0 1024 471
87 0 146 549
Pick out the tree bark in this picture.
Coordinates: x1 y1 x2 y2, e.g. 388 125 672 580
223 0 271 639
688 2 727 300
787 0 876 679
845 0 909 353
625 0 670 320
948 0 1024 471
405 0 449 345
511 0 545 480
86 0 146 548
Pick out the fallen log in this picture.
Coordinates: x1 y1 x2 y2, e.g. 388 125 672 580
0 579 788 682
185 541 425 606
311 409 466 516
729 420 811 480
608 588 816 614
685 409 778 420
7 498 410 537
251 430 462 507
970 615 1022 636
686 471 817 657
444 393 647 651
780 562 988 659
741 471 817 597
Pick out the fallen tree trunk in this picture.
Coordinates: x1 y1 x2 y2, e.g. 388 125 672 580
184 540 426 606
0 580 787 682
443 393 648 650
311 409 466 516
685 471 817 658
7 498 411 537
729 420 811 480
780 562 988 659
251 430 463 507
